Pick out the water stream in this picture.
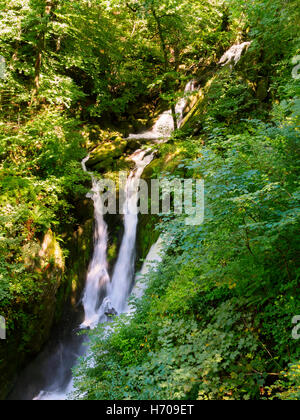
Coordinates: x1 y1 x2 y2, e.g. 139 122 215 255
8 80 197 400
80 156 110 328
127 79 197 141
109 149 154 314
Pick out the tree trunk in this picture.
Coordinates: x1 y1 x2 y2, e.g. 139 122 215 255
33 46 43 98
151 6 168 71
151 6 179 128
31 1 53 104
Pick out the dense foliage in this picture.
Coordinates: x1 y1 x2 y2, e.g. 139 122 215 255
0 0 299 400
72 0 299 400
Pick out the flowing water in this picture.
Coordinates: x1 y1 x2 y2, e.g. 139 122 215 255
124 237 164 316
80 157 110 329
8 80 197 400
218 42 252 67
127 79 197 141
109 149 154 314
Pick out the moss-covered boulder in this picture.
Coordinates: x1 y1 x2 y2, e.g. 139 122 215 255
55 217 94 318
0 202 94 400
142 149 184 180
136 214 160 271
180 76 216 130
86 136 128 172
0 230 65 399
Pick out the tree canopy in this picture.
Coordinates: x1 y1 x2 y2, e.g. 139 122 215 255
0 0 299 401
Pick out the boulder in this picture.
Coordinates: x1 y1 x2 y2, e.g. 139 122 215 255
103 298 118 318
87 137 128 170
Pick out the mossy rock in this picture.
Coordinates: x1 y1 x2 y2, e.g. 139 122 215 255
136 214 160 271
87 137 128 170
130 118 151 133
1 203 94 400
125 138 150 152
56 217 94 317
0 230 65 399
180 76 216 130
256 78 269 101
142 151 183 180
105 213 124 274
80 126 125 150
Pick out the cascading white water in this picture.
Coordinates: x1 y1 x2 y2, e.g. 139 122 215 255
32 79 197 401
79 80 197 322
81 157 110 328
109 149 154 313
218 42 252 67
33 380 74 401
175 80 197 128
127 79 197 141
124 237 164 315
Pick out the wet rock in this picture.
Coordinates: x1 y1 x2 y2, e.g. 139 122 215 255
2 212 94 400
256 78 269 101
103 298 118 318
86 137 128 170
105 308 118 317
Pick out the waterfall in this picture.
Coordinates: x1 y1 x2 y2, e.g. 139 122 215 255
82 149 155 323
175 79 197 128
33 380 74 401
80 157 110 329
78 81 198 323
218 42 252 67
127 79 197 141
12 79 198 401
79 77 197 322
109 150 154 313
124 237 164 315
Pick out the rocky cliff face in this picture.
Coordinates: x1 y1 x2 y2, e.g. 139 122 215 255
0 200 94 400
